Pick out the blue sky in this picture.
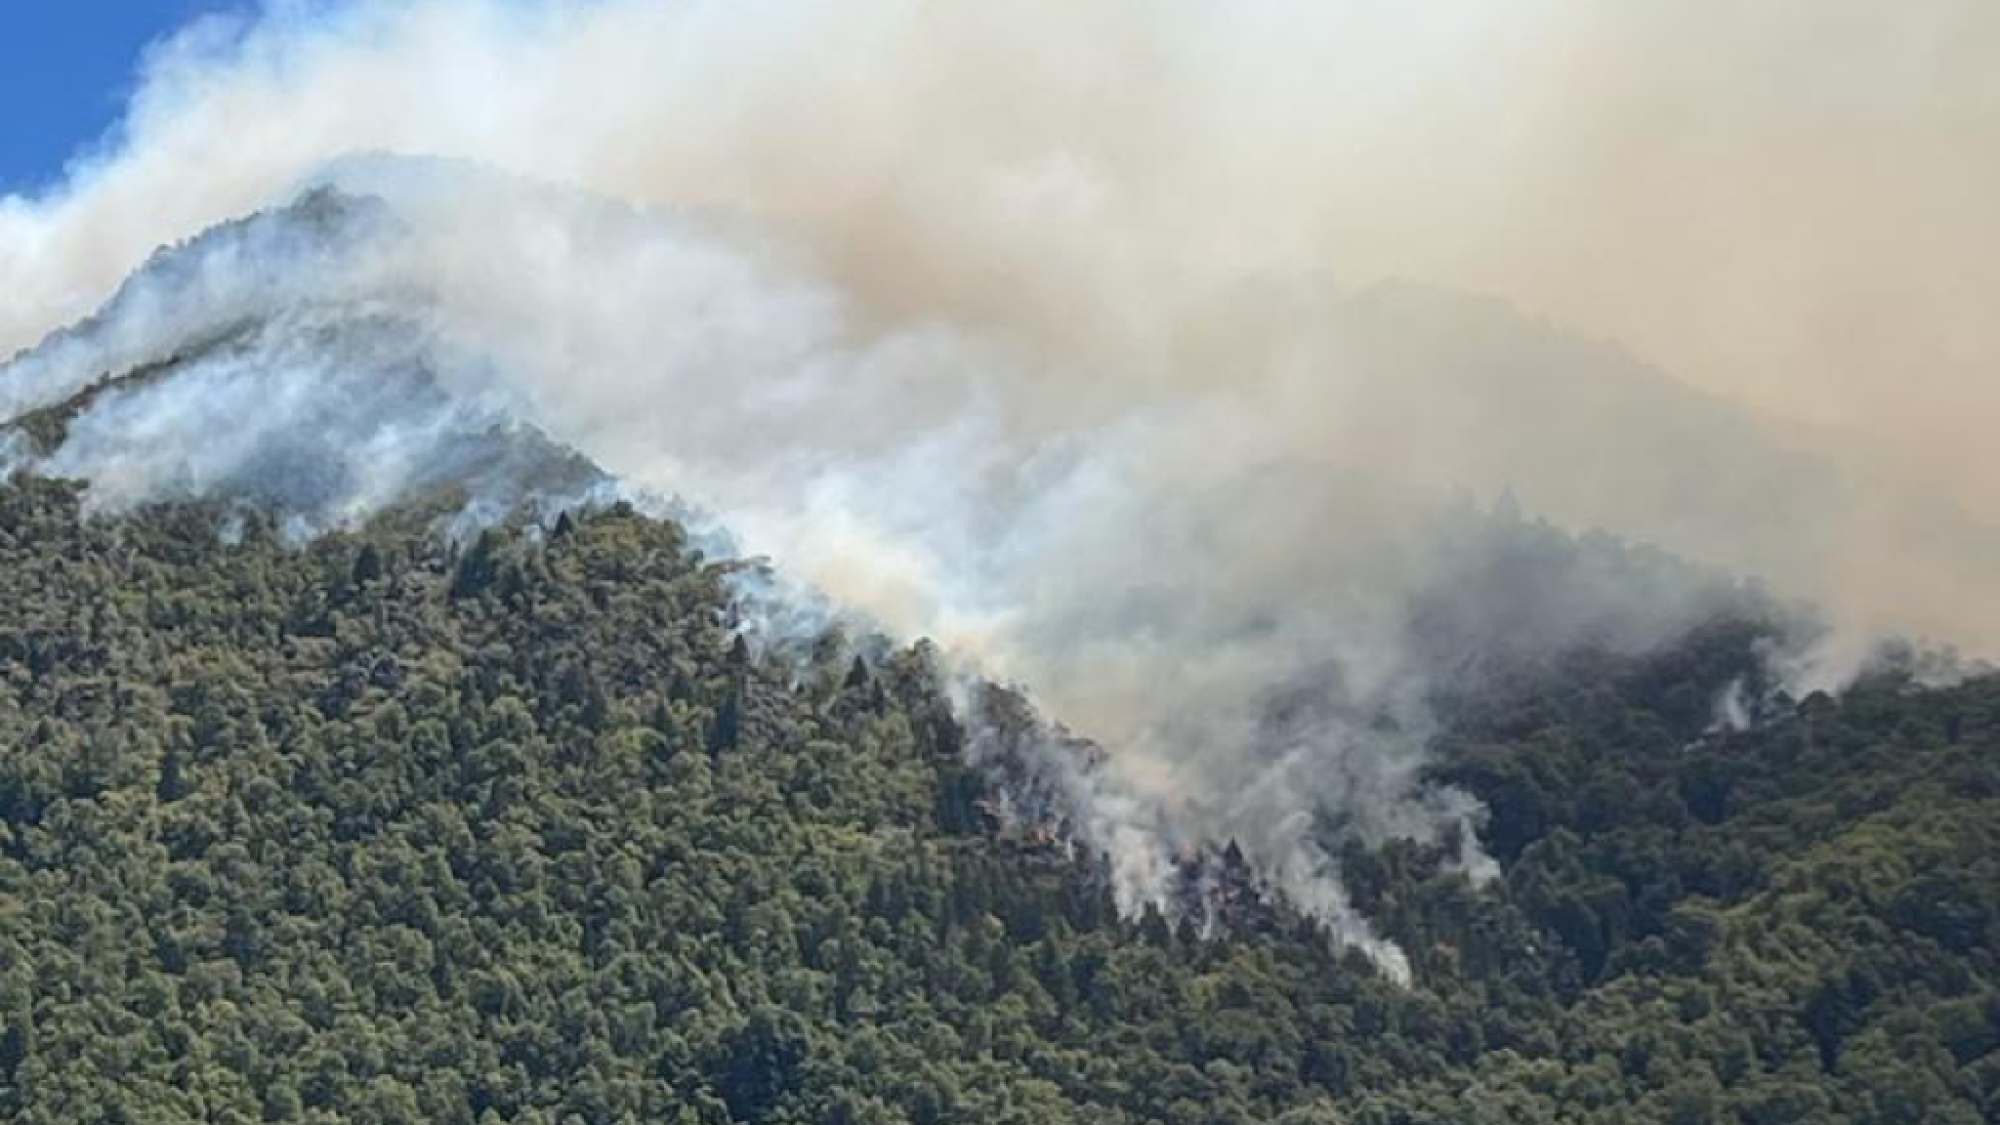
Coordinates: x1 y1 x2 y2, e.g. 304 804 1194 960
1 2 249 196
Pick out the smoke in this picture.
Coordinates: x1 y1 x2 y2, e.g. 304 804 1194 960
3 0 1996 974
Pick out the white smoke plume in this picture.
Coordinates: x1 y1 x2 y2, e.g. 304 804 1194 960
3 0 1996 974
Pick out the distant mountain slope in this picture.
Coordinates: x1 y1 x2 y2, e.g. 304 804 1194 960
0 479 1993 1123
0 186 607 531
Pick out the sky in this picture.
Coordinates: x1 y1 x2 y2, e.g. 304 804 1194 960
0 1 246 194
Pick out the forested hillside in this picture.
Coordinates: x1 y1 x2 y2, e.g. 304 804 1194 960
1 474 1996 1124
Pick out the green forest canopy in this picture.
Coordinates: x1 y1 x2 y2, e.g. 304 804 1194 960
0 473 1996 1123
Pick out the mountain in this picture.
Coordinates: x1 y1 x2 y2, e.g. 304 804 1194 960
2 179 1998 1123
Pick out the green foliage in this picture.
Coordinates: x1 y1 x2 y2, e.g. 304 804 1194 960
0 474 1994 1122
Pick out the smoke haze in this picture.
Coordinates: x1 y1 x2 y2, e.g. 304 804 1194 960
2 0 1995 974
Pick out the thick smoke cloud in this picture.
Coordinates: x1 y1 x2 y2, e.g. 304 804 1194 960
2 0 1995 974
4 0 1994 653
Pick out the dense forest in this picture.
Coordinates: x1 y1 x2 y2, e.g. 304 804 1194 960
1 473 1996 1123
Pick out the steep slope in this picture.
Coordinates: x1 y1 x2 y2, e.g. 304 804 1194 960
0 479 1994 1124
